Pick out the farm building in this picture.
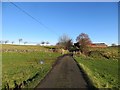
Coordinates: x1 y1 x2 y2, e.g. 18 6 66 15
89 43 108 48
74 42 107 48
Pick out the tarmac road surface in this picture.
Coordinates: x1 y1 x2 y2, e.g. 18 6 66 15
35 54 89 88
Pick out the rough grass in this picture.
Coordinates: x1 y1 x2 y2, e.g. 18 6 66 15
0 51 2 89
89 47 118 59
2 44 47 52
2 44 61 88
75 56 119 89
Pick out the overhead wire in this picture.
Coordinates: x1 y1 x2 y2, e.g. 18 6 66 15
8 0 59 37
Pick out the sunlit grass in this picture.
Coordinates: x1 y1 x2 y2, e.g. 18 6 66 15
2 45 61 88
75 56 119 88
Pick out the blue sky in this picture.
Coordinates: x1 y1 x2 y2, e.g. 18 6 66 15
2 2 118 45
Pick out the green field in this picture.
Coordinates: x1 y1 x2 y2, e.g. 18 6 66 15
2 44 61 88
75 48 119 89
2 44 119 89
0 45 2 90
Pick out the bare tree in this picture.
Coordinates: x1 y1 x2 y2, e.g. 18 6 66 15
19 39 23 45
111 43 116 47
76 33 91 54
12 41 14 44
57 34 73 50
24 42 27 45
41 41 45 46
5 40 9 44
46 41 49 45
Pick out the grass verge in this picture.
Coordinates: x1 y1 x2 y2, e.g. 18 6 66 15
2 51 61 88
75 56 119 89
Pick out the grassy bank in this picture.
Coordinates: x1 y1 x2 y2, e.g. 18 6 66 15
2 45 61 88
75 56 119 89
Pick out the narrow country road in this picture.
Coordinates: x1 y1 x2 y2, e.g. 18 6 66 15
35 54 90 89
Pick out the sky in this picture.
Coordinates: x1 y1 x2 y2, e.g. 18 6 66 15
2 2 118 45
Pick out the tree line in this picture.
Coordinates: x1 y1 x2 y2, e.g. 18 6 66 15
0 39 50 45
0 39 25 45
56 33 118 55
56 33 92 55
